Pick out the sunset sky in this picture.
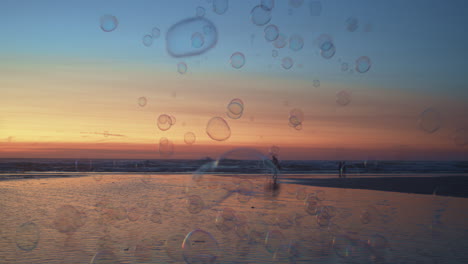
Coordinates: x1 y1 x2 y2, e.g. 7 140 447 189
0 0 467 160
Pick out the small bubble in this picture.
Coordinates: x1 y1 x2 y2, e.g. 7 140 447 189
289 35 304 51
264 24 279 42
289 0 304 8
177 62 188 74
150 208 162 224
341 62 349 71
159 137 174 157
187 195 204 214
227 98 244 119
127 206 143 221
276 214 293 229
418 108 441 133
320 41 336 59
142 34 153 47
250 5 272 26
100 14 118 32
230 52 246 69
182 229 220 264
184 132 196 145
265 230 286 253
346 17 359 32
16 222 40 251
157 114 173 131
453 128 468 146
336 90 351 106
138 96 147 107
206 116 231 141
213 0 228 15
196 6 206 17
152 27 160 38
355 56 371 73
191 32 204 48
273 34 287 49
261 0 275 10
215 207 237 232
53 205 86 233
272 49 278 57
166 234 185 261
313 79 320 87
309 1 322 16
289 108 304 127
281 57 294 69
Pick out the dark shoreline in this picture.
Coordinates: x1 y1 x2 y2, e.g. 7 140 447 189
285 176 468 198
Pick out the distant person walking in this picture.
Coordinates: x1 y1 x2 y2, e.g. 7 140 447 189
338 161 347 178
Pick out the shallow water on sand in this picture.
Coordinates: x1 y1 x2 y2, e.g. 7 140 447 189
0 173 467 263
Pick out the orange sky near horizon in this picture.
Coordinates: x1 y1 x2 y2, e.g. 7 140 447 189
0 58 467 160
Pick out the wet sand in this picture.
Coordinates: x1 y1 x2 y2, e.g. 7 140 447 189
284 176 468 198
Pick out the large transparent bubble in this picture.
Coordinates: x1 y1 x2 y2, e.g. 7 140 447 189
182 229 220 264
166 17 218 58
185 148 280 209
251 5 272 26
206 116 231 141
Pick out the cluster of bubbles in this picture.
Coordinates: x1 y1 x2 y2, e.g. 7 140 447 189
157 114 176 131
142 26 161 47
226 98 244 119
288 108 304 130
316 34 336 60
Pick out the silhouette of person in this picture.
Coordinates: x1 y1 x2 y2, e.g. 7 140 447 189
269 154 281 193
338 161 343 178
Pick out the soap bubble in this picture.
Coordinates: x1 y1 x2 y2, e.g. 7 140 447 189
142 34 153 47
276 213 293 229
289 0 304 8
196 6 206 17
213 0 228 15
182 229 220 264
265 230 286 253
159 137 174 157
281 57 294 69
215 207 237 232
309 1 322 16
166 234 185 261
305 195 320 215
264 24 279 41
320 41 336 59
341 62 349 71
15 222 40 251
166 17 217 57
206 116 231 141
313 79 320 87
90 250 119 264
53 205 86 233
184 132 196 145
261 0 275 10
230 52 246 69
157 114 173 131
138 97 147 107
333 235 373 262
237 179 253 203
346 17 359 32
187 195 205 214
336 90 351 106
289 108 304 127
453 128 468 146
418 108 441 133
127 206 143 221
177 62 188 74
191 32 204 48
227 98 244 119
289 35 304 51
274 34 287 48
152 27 160 38
149 208 162 224
355 56 371 73
251 5 272 26
367 234 388 249
272 49 278 57
100 14 118 32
